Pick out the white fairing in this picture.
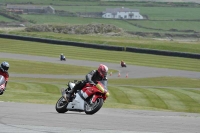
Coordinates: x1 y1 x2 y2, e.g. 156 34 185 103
69 82 75 89
81 90 89 99
67 93 85 111
0 75 6 85
0 75 6 90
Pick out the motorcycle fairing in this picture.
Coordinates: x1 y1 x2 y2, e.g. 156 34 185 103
0 75 6 85
96 81 109 99
80 81 109 101
0 75 6 91
80 86 96 99
91 94 103 103
67 92 85 111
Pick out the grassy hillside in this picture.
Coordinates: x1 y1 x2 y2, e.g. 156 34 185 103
0 0 199 40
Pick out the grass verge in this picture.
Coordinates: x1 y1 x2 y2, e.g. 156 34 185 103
0 77 199 113
0 58 117 75
0 38 200 72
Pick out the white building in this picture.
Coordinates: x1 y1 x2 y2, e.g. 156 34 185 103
102 7 143 19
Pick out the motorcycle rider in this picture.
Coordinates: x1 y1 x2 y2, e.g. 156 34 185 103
121 60 126 67
0 61 9 95
60 53 64 60
63 64 108 102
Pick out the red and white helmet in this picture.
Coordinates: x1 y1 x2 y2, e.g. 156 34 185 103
98 64 108 78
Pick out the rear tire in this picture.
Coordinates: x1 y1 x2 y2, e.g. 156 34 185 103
85 98 103 115
55 97 68 113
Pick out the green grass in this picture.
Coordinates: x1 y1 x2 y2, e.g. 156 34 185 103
52 5 200 20
0 38 200 72
2 0 198 6
109 77 200 88
106 78 200 113
0 0 199 113
1 77 200 113
0 58 96 74
0 15 16 22
2 1 200 35
127 20 200 32
139 6 200 20
5 32 200 54
0 58 117 74
1 0 101 5
20 15 148 32
0 39 199 113
19 15 200 33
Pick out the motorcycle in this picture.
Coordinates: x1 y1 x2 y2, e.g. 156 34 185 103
60 56 66 61
121 62 127 67
0 75 6 95
55 80 109 115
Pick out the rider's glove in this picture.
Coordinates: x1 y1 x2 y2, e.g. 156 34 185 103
89 81 96 86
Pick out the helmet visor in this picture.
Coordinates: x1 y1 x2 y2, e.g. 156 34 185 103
102 71 107 77
4 67 9 71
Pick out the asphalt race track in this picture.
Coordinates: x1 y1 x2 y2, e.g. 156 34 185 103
0 52 200 133
1 52 200 79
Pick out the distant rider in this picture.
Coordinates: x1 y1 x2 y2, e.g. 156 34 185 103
121 60 125 67
0 61 9 95
63 64 108 101
60 53 65 61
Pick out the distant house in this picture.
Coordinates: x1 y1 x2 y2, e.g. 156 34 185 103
102 7 143 19
6 4 55 14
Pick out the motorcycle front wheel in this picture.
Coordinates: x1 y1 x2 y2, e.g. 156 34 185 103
85 98 103 115
55 96 68 113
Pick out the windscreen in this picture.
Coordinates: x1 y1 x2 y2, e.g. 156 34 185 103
99 79 108 90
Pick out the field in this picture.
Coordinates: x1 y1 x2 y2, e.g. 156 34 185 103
0 0 200 113
0 38 200 113
2 76 200 113
1 0 200 37
0 38 200 71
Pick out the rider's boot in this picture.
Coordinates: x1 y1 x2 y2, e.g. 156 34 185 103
63 81 85 102
66 85 79 102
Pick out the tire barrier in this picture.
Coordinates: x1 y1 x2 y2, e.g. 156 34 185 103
0 33 124 51
0 33 200 59
126 47 200 59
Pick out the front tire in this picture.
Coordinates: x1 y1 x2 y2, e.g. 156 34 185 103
85 98 103 115
55 97 68 113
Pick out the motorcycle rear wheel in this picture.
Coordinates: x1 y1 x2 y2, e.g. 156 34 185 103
55 96 68 113
85 98 103 115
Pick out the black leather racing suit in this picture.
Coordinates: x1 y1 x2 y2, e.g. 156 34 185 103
86 70 107 84
68 70 107 97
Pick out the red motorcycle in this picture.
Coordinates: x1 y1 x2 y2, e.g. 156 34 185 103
55 80 109 115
